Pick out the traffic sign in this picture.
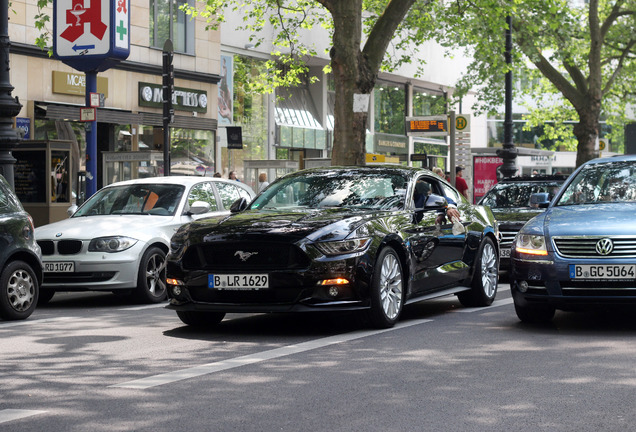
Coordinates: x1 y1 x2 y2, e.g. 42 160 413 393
455 114 471 133
53 0 130 72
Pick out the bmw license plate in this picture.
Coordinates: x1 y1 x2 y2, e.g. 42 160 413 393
44 262 75 273
569 264 636 280
209 274 269 290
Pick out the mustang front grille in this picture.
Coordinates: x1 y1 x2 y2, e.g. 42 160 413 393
182 242 312 271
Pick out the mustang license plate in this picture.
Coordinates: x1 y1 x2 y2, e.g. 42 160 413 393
569 264 636 280
44 262 75 273
209 274 269 290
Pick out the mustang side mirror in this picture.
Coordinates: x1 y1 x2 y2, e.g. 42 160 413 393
230 197 249 213
424 193 448 209
530 192 550 208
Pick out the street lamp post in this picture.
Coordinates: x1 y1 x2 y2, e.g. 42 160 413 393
0 0 23 189
497 14 518 178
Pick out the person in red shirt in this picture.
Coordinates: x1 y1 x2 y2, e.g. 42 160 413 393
455 166 469 200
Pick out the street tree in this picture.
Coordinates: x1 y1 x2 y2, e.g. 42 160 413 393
183 0 443 166
433 0 636 166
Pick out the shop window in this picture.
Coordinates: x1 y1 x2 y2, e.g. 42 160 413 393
374 82 405 135
150 0 195 55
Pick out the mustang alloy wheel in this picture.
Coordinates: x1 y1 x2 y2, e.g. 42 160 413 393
0 261 39 321
133 246 167 303
458 237 498 307
368 247 404 329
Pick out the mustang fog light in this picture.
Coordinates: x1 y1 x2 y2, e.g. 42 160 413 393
172 286 182 296
319 278 350 286
328 286 339 297
518 280 529 293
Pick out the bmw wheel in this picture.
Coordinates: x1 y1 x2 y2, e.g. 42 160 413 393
458 237 498 307
177 311 226 327
0 261 39 321
368 247 404 329
133 246 167 303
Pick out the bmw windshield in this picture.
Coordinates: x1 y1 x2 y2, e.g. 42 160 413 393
74 184 185 217
250 170 409 211
557 161 636 206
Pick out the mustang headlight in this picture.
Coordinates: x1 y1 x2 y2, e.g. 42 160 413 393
314 238 371 256
88 236 138 253
514 234 548 256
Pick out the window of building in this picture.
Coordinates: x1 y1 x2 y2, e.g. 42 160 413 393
149 0 195 54
374 82 405 135
413 89 446 116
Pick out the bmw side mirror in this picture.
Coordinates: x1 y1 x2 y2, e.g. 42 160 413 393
188 200 211 215
230 197 249 213
530 192 550 208
67 204 78 217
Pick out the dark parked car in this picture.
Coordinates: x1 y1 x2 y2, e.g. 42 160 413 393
166 166 500 329
478 174 567 272
0 175 43 321
510 155 636 322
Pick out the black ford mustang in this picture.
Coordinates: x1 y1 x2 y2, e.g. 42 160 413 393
166 166 500 328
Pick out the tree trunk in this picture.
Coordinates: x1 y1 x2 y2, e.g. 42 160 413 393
329 0 374 166
573 107 600 167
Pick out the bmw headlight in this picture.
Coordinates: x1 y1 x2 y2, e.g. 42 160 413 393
88 236 138 253
514 234 548 256
314 238 371 256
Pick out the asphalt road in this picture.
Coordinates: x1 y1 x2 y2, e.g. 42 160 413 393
1 284 635 432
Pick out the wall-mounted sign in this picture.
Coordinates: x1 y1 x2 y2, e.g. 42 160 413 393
138 82 208 113
52 71 109 97
15 118 31 139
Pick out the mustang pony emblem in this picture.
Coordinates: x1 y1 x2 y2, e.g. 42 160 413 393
234 251 258 261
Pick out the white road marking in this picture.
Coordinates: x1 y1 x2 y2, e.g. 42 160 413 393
0 316 73 329
118 303 167 311
0 409 47 424
111 318 434 389
455 297 514 313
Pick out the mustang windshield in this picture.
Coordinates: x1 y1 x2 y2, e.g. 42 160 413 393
250 171 408 210
557 161 636 205
73 184 185 216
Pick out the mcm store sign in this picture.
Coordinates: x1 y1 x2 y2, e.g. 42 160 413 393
138 82 208 113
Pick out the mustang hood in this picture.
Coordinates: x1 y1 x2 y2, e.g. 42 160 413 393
34 215 175 241
545 203 636 237
183 208 378 243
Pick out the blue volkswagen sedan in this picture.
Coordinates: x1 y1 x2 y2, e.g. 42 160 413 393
510 154 636 322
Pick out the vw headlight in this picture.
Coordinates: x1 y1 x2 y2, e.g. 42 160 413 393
88 236 138 253
514 234 548 256
314 238 371 256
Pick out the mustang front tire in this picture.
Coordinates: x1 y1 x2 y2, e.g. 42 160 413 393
458 237 498 307
368 247 404 329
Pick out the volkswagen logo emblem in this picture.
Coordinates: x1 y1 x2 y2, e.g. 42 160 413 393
595 238 614 256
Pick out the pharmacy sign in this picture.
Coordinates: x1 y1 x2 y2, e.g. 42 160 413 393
53 0 130 72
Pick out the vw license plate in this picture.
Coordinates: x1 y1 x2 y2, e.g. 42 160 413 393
569 264 636 280
209 274 269 290
44 262 75 273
